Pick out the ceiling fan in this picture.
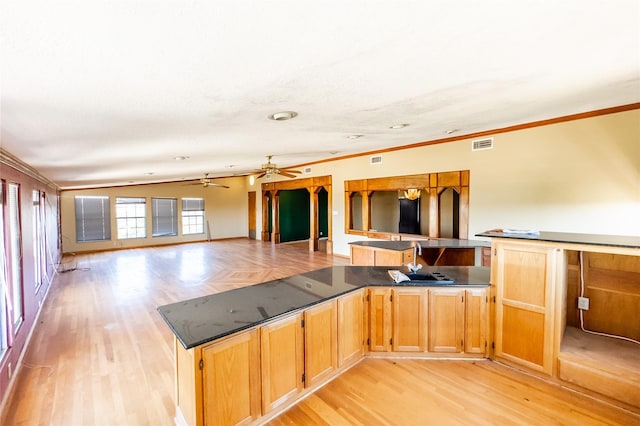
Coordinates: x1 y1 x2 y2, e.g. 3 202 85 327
255 155 302 179
184 173 230 188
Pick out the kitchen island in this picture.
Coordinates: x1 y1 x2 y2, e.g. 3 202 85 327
349 238 491 267
158 265 490 426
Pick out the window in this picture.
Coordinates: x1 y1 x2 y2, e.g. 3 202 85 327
8 183 23 330
152 198 177 237
0 183 8 355
116 197 146 239
33 191 47 293
75 196 111 242
182 198 204 235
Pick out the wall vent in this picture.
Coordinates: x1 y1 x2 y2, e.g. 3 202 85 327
303 167 312 174
472 137 494 151
370 155 383 165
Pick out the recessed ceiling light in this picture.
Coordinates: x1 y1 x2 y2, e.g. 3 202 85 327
330 151 339 154
268 111 298 121
389 123 409 129
144 172 154 176
346 134 363 139
174 156 189 161
446 129 459 135
226 165 235 168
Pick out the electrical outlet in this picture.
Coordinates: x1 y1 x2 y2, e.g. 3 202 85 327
578 296 590 310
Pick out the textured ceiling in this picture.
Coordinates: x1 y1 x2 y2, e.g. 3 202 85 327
1 0 639 189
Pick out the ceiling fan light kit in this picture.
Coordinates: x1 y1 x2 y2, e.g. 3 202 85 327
255 155 302 179
184 173 230 189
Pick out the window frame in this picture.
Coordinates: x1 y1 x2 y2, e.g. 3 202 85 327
181 198 205 235
116 197 147 240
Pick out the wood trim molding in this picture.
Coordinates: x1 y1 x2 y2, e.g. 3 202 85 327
0 148 59 190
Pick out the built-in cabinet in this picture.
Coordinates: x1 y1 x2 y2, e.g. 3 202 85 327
174 328 262 426
492 241 560 375
350 243 489 267
367 286 488 355
393 288 429 352
174 285 489 426
260 312 305 414
337 289 366 367
351 245 414 267
483 232 640 410
201 330 261 426
465 287 490 354
304 300 338 387
428 288 465 353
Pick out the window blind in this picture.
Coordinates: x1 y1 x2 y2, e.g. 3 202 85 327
75 196 111 242
152 198 177 237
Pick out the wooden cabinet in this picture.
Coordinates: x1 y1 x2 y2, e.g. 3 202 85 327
493 241 558 375
175 284 490 426
428 288 465 353
368 286 489 355
351 245 413 266
392 288 428 352
260 312 304 413
304 300 337 387
201 330 261 426
369 287 429 353
465 287 489 355
368 287 392 351
174 329 261 426
337 289 365 367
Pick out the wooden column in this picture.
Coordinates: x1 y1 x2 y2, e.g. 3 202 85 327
428 188 439 238
309 187 319 252
261 191 271 241
363 191 372 233
272 190 280 244
326 184 333 254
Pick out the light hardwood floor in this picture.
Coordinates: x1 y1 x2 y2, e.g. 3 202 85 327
1 239 638 425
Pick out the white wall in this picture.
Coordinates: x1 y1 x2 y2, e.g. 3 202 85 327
253 109 640 256
61 176 248 253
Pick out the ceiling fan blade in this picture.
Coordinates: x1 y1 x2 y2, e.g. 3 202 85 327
207 183 230 189
183 182 203 186
281 168 301 174
279 171 298 178
256 172 267 179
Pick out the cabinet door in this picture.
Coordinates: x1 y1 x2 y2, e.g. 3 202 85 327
368 288 392 351
392 288 428 352
201 329 261 426
337 289 365 367
304 300 337 387
374 249 406 266
260 312 304 413
494 241 557 374
350 245 374 265
465 288 489 354
492 242 555 374
428 288 465 353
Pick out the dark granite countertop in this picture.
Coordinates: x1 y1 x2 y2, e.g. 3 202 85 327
476 230 640 249
349 238 491 251
158 265 490 349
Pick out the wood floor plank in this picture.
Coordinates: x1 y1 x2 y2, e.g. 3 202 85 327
1 238 638 425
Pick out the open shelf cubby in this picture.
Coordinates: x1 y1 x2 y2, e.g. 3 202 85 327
560 250 640 408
